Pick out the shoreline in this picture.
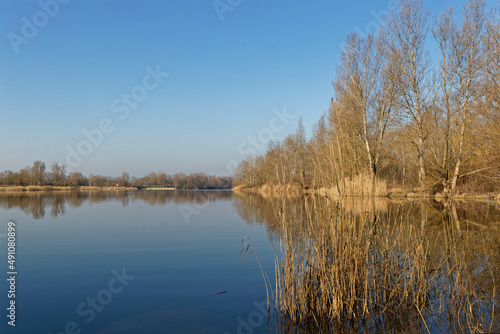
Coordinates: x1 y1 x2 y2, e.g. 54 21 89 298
0 186 232 193
0 186 139 193
1 185 498 201
233 185 500 202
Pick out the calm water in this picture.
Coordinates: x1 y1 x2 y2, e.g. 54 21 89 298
0 191 276 334
0 191 499 333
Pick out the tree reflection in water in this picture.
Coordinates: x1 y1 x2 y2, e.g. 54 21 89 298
0 190 233 219
233 193 500 333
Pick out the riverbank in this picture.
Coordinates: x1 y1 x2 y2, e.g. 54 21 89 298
0 185 139 193
233 184 500 202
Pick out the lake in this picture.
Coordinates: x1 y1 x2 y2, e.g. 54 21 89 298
0 191 499 333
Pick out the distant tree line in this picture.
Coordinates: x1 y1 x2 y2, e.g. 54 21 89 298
235 0 500 195
0 161 232 190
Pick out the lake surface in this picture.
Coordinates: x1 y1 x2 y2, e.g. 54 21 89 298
0 191 499 333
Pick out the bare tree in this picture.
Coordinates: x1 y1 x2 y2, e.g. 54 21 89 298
173 173 186 189
121 172 130 187
50 162 67 186
432 0 488 194
146 172 157 186
2 171 16 185
332 32 396 193
68 172 87 187
292 118 307 187
31 160 46 186
484 8 500 109
383 0 433 191
88 174 95 187
157 172 168 187
333 33 380 178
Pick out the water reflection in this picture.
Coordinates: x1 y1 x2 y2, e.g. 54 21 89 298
232 193 500 332
233 193 500 236
0 190 498 332
0 190 233 219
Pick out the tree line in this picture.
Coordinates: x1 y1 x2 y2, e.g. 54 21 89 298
0 161 232 190
235 0 500 196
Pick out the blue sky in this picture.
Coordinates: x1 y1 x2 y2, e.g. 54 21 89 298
0 0 487 177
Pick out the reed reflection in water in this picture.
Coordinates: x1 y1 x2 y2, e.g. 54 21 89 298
233 193 500 333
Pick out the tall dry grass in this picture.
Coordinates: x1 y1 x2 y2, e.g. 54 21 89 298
337 172 388 197
271 197 498 333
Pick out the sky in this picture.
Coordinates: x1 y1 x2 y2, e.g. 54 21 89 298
0 0 490 177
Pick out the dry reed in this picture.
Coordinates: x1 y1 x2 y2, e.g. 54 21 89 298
337 173 388 197
271 197 498 333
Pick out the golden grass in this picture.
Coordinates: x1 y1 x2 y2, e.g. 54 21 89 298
338 172 388 197
237 172 389 197
271 197 498 332
0 186 26 192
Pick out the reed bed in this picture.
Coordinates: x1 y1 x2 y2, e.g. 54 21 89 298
338 173 388 197
271 197 498 333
